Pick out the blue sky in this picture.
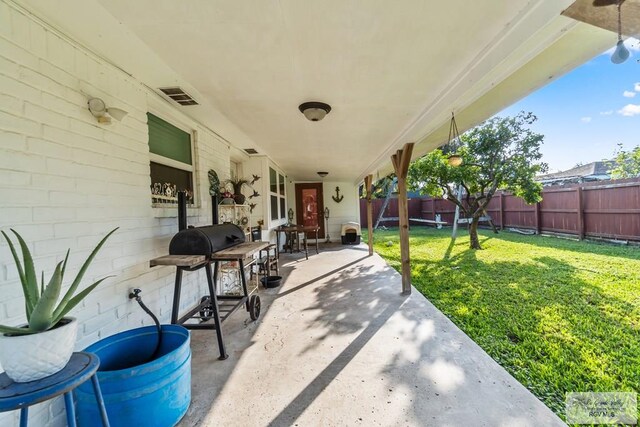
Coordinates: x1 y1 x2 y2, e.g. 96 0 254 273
500 39 639 173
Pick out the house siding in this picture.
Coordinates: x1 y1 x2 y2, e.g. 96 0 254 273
0 2 231 425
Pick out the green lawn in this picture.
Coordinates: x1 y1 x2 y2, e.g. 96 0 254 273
371 227 639 421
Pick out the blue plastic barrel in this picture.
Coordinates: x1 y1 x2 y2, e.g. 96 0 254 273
75 325 191 427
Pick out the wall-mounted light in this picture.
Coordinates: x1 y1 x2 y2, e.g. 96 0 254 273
317 171 329 178
299 102 331 122
87 97 128 124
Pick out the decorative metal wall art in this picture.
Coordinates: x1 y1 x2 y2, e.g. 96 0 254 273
151 182 192 205
208 169 221 197
332 186 344 203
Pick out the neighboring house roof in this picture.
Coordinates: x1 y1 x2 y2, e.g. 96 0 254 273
537 161 613 185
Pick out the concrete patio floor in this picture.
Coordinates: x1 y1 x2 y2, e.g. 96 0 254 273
179 243 566 427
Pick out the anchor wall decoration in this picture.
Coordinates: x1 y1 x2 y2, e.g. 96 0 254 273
332 186 344 203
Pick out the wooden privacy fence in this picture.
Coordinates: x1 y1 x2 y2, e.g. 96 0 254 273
359 178 640 242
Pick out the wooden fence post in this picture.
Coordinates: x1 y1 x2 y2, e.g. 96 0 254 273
499 192 505 230
431 198 436 220
534 201 541 234
577 187 584 240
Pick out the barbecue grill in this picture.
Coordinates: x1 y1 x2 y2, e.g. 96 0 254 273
169 223 245 256
150 192 271 360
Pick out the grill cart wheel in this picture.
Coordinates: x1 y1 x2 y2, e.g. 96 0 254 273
249 295 261 321
199 296 213 322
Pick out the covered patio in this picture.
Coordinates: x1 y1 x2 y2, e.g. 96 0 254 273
181 244 564 427
0 0 622 425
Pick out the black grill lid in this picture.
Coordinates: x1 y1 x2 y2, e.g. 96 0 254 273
169 224 245 256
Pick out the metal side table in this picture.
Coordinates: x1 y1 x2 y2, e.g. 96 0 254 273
0 352 109 427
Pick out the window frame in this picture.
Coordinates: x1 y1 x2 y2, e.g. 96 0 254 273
269 166 287 222
147 111 197 207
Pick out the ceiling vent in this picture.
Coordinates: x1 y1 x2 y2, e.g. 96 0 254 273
244 148 258 154
158 87 198 106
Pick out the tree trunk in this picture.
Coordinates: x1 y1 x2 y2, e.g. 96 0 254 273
469 217 482 249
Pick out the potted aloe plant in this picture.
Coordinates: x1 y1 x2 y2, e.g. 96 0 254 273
0 228 117 382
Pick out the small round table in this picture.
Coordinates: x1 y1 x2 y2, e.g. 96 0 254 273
0 352 110 427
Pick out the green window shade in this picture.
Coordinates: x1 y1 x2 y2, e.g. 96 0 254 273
147 113 192 165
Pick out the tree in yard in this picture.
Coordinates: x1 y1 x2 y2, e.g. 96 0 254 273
408 111 547 249
610 144 640 179
370 173 396 199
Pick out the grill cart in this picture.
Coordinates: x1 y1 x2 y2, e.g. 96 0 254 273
150 226 270 360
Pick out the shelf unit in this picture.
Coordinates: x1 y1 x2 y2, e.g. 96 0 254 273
217 204 254 295
218 204 251 235
216 260 256 296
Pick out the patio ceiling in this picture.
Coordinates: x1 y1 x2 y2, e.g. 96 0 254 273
21 0 612 183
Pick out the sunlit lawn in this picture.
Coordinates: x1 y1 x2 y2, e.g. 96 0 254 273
371 227 639 422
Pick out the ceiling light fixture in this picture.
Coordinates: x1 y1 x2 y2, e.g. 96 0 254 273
299 102 331 122
317 171 329 178
611 0 629 64
87 97 128 124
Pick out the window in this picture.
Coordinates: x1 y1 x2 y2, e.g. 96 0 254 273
230 160 240 181
269 167 286 221
278 173 286 220
148 113 194 205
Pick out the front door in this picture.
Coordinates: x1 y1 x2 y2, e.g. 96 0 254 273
295 183 325 239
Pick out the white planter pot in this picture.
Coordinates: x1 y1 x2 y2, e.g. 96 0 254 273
0 317 78 383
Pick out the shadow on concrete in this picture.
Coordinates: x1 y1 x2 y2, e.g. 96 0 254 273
268 302 403 426
180 246 377 427
182 239 589 426
268 243 568 426
275 255 370 300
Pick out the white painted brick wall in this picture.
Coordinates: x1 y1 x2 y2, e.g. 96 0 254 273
0 2 233 425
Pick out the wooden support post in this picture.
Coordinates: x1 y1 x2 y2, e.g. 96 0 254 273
499 192 505 230
534 201 541 235
577 187 584 240
365 174 374 256
391 142 414 295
